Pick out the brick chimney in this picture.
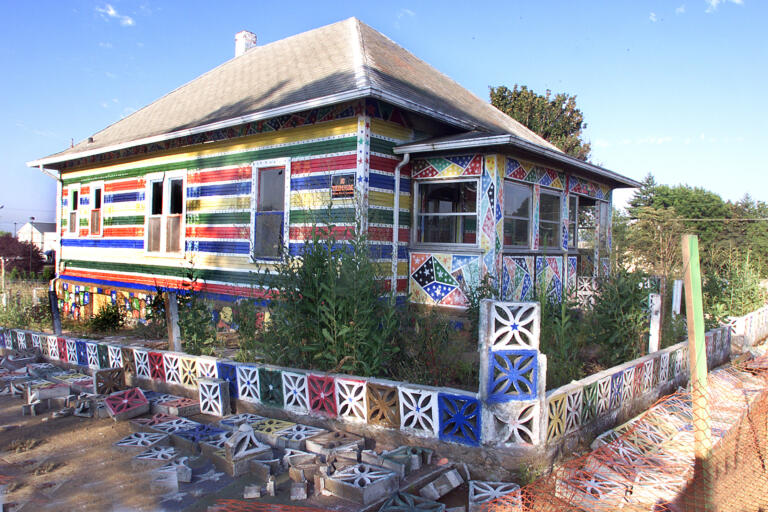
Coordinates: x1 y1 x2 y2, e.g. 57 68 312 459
235 30 257 57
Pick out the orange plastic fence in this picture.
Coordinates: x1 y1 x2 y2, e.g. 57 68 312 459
209 499 333 512
482 354 768 512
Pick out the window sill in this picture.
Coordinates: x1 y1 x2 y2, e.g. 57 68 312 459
410 243 483 254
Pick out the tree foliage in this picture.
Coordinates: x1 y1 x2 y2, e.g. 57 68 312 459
0 234 45 274
490 84 591 161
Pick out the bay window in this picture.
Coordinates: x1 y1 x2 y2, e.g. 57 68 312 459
503 181 532 248
415 180 478 245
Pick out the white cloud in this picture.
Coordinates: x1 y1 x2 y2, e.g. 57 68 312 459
705 0 744 13
649 12 658 22
676 5 686 14
95 4 135 26
397 8 415 19
105 71 117 79
98 41 113 49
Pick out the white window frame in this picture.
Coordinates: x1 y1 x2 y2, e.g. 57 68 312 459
568 194 578 249
538 189 562 249
412 177 482 251
250 158 291 262
502 180 533 251
144 170 186 257
89 181 104 237
67 185 80 237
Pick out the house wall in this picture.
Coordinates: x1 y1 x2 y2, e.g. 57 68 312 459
408 154 614 307
54 99 418 321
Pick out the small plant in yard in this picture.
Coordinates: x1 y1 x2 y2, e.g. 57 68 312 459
538 289 583 389
8 438 42 453
462 273 499 343
177 292 218 355
233 297 263 363
87 302 126 332
134 289 167 339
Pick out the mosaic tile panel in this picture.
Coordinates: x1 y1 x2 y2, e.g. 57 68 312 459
501 256 534 302
535 256 563 303
505 159 565 190
409 253 480 307
412 154 483 179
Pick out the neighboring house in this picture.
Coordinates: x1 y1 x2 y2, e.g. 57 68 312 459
28 18 639 322
16 221 57 262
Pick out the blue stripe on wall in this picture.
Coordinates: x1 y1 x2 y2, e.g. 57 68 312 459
187 182 251 198
61 238 144 249
368 174 411 193
288 242 407 260
290 175 331 191
105 192 145 203
185 240 250 254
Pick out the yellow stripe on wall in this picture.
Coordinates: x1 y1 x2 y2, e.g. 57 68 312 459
104 203 145 216
369 190 410 209
187 196 251 212
370 119 413 142
64 118 359 181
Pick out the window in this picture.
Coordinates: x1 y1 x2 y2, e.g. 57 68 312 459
415 180 478 245
90 187 102 236
147 174 185 254
251 162 288 260
503 181 531 248
539 191 561 249
568 195 578 248
68 189 79 234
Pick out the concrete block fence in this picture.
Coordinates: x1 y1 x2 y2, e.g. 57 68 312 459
730 305 768 350
0 299 757 461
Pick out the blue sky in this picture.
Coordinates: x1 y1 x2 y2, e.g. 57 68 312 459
1 0 764 233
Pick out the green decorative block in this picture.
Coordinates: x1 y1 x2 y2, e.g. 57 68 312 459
97 343 110 369
258 368 283 407
582 382 598 424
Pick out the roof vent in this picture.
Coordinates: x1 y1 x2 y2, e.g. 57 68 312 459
235 31 257 57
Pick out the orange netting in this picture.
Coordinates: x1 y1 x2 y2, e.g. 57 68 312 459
209 499 333 512
483 353 768 512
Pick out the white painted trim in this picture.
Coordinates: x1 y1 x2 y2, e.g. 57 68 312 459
249 157 291 263
88 181 104 238
144 170 187 258
411 177 482 250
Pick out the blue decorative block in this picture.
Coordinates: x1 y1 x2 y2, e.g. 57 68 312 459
175 424 226 444
217 362 238 399
75 340 88 367
438 393 481 446
610 372 622 409
486 349 538 402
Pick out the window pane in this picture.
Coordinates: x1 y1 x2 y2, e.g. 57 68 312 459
148 217 161 252
72 191 79 211
253 213 283 258
569 196 577 223
169 179 183 215
151 182 163 216
539 192 560 222
420 182 477 214
504 218 529 246
90 210 101 235
258 167 284 212
417 215 476 244
166 215 181 252
504 182 531 218
69 212 77 233
577 198 597 250
540 222 560 248
94 189 102 209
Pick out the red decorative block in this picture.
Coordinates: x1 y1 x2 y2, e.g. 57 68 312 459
149 352 165 381
57 337 68 363
307 374 336 417
105 388 150 421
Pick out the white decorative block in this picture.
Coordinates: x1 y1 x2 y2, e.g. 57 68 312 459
335 378 367 422
164 353 181 384
621 367 634 404
282 371 308 412
469 480 521 512
487 302 540 351
66 339 78 364
16 332 27 350
47 335 59 360
398 386 439 436
660 352 670 383
108 345 123 368
236 365 259 403
642 359 654 393
596 376 611 416
30 333 42 350
565 387 583 434
134 349 151 379
482 401 540 446
196 356 218 379
198 378 230 417
86 342 99 369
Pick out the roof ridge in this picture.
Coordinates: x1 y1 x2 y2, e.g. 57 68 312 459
350 18 370 90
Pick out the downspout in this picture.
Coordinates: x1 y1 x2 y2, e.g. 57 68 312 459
391 153 410 299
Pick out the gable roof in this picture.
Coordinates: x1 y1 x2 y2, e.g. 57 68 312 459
19 222 56 234
29 17 559 168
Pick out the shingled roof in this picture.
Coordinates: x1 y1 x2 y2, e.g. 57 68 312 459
31 17 561 167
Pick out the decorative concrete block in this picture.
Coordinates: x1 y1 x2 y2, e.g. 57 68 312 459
105 387 150 421
217 361 238 399
379 492 445 512
468 481 521 512
173 424 227 451
134 349 151 379
419 468 463 500
86 342 99 369
252 418 296 445
335 377 367 422
546 393 566 442
151 417 201 434
108 345 123 368
130 412 176 431
324 463 399 505
29 333 42 351
200 430 235 457
438 393 481 446
236 364 260 403
275 424 327 450
224 423 272 461
180 356 198 387
156 456 192 483
308 374 336 417
486 302 540 351
258 367 283 407
622 366 635 404
149 351 165 381
164 353 181 384
197 356 218 379
198 378 231 417
398 386 439 436
113 432 170 451
596 376 611 416
482 401 541 446
56 337 68 362
97 343 110 369
121 346 135 378
66 339 78 365
16 331 27 351
47 335 59 360
367 381 400 428
75 341 88 367
565 387 583 434
132 445 179 468
642 359 654 393
156 397 200 417
486 350 539 403
610 372 622 410
282 371 309 412
218 413 265 430
304 430 364 457
93 367 124 395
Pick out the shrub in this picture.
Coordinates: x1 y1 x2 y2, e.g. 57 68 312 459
462 273 499 344
233 298 263 363
88 302 126 332
177 292 218 355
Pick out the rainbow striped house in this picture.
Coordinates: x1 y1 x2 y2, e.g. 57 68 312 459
28 18 639 324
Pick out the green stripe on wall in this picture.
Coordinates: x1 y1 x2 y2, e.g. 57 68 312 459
186 212 251 225
290 208 356 225
63 138 357 185
368 208 411 227
103 215 145 226
370 137 396 155
79 218 89 226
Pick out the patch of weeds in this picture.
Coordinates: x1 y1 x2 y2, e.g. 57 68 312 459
7 439 41 453
6 480 24 492
516 462 544 486
33 461 61 476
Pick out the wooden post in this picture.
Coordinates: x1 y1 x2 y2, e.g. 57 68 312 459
49 289 62 335
648 293 661 353
1 258 5 293
165 292 181 352
682 234 712 509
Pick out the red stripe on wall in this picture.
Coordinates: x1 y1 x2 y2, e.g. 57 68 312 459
79 229 89 237
367 227 410 242
382 278 408 293
105 179 146 193
187 166 252 184
103 227 144 237
186 226 250 239
288 225 355 240
290 155 357 175
80 186 90 195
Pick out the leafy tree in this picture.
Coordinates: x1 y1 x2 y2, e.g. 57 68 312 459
490 84 591 161
0 234 45 274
